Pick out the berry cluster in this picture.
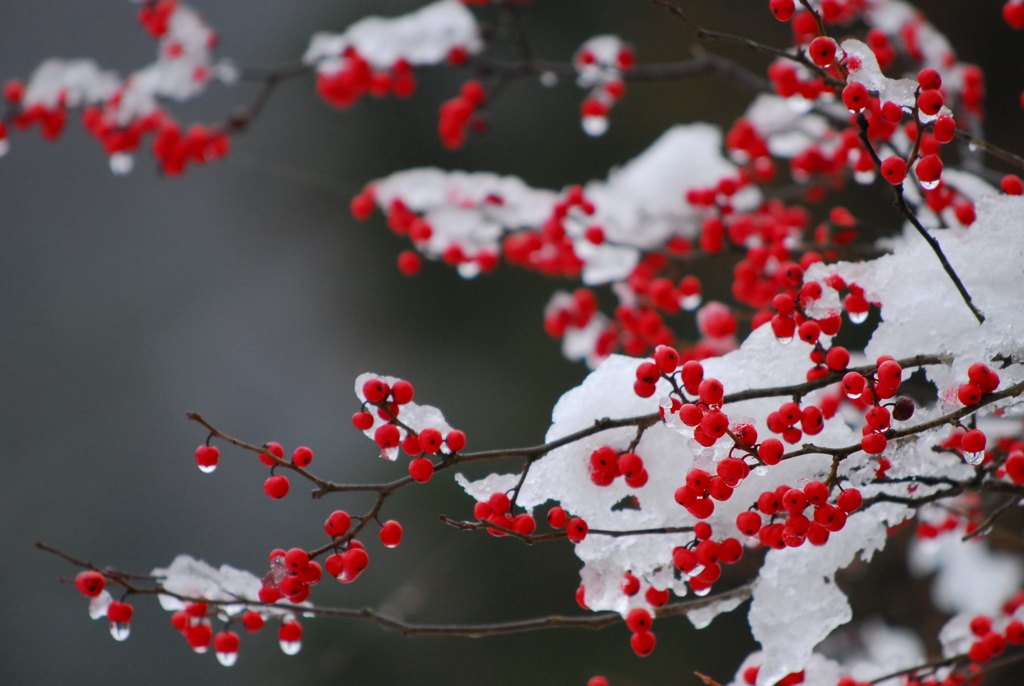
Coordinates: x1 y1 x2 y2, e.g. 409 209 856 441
573 36 635 138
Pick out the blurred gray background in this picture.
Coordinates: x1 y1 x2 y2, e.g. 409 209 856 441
1 1 1022 685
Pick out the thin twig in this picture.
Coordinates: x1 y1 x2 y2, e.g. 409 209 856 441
855 113 985 324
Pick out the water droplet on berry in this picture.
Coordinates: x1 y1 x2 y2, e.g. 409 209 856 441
279 639 302 655
582 115 609 137
216 651 239 667
775 334 793 345
680 294 702 311
457 261 481 279
539 71 558 87
692 584 711 597
109 153 134 175
853 169 876 185
845 389 863 400
963 451 984 466
198 463 217 474
0 139 9 158
192 642 210 655
110 621 131 641
848 310 869 324
919 179 940 191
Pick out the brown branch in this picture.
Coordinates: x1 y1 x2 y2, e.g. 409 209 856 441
649 0 843 88
38 541 749 638
440 516 694 544
855 113 985 324
954 127 1024 173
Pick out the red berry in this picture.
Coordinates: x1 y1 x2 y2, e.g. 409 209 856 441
324 510 351 537
446 430 467 452
758 438 784 465
626 608 652 633
698 378 724 406
880 156 907 184
861 433 887 455
769 0 796 21
279 620 302 643
803 481 829 506
654 345 679 374
380 520 403 547
195 445 220 471
291 446 313 468
825 347 850 371
264 474 290 499
917 89 943 116
261 441 284 467
547 506 567 528
630 629 656 656
807 37 837 68
284 548 309 572
968 363 1000 393
397 250 422 276
408 457 434 483
75 571 106 597
622 573 641 596
242 610 265 632
362 378 390 403
214 630 240 656
933 114 955 144
418 427 443 453
736 510 762 536
391 380 415 404
915 155 943 184
374 423 401 449
841 82 869 111
961 429 987 454
917 68 942 91
566 517 589 542
1005 1 1024 30
645 586 670 607
107 601 134 623
837 488 863 513
958 383 982 406
352 412 374 430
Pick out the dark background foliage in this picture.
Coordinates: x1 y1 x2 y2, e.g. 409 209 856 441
1 2 1022 684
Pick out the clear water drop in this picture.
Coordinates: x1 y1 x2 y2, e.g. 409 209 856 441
539 71 558 88
680 294 702 311
963 451 984 466
192 644 209 655
754 465 768 477
692 584 711 597
581 116 609 137
216 651 238 667
776 335 793 345
968 142 978 152
853 169 876 185
845 390 863 400
0 139 10 158
109 153 134 175
197 463 217 474
848 310 869 324
279 639 302 656
110 621 131 641
919 179 940 191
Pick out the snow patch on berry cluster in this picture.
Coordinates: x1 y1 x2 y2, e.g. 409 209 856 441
354 372 455 461
807 195 1024 404
152 554 303 618
303 0 482 70
371 124 757 285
